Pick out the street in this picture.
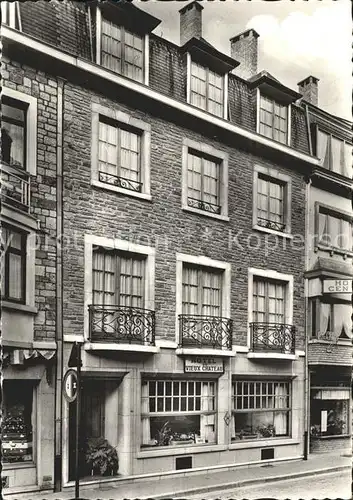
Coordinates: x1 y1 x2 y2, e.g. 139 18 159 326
184 470 351 500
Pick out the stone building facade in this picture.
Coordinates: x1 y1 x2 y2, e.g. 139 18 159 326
1 0 351 495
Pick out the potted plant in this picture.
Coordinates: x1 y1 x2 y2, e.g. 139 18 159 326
85 438 119 476
256 423 275 438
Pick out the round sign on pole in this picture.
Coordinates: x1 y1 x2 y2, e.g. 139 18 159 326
63 369 78 403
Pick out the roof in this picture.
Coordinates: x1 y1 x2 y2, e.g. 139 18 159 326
181 37 240 73
249 71 302 103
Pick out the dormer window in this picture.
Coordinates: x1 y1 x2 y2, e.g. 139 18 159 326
190 62 224 118
101 19 144 83
317 130 351 178
259 95 288 145
1 1 21 30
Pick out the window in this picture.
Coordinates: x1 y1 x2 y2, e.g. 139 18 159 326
259 95 288 144
318 209 352 252
2 381 34 463
317 130 352 178
190 62 224 117
253 279 286 324
231 380 290 441
182 265 222 317
311 396 349 437
1 225 26 303
98 118 142 192
141 380 216 447
187 150 221 215
1 2 21 30
256 176 285 232
93 248 145 308
1 99 27 170
101 19 144 82
309 299 351 340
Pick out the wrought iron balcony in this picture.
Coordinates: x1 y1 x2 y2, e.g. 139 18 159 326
187 197 221 215
179 314 232 350
250 322 295 354
98 171 142 192
1 163 30 212
89 305 155 345
257 217 285 232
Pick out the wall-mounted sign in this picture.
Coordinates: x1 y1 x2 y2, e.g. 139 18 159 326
63 369 78 403
184 356 224 373
323 279 352 294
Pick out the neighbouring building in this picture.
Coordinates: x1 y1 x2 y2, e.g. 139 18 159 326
299 76 352 454
1 0 351 496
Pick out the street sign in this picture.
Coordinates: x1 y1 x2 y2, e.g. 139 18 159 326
323 279 352 294
63 369 78 403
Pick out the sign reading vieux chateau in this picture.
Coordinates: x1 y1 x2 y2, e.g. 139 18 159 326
184 356 224 373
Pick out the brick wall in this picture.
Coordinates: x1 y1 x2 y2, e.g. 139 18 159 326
62 83 306 348
310 436 351 453
2 57 57 341
308 342 353 365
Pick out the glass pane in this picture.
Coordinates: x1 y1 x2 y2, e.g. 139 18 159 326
8 253 23 300
148 414 201 446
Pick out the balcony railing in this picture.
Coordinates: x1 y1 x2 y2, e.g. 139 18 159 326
98 171 142 192
179 314 232 350
1 164 30 212
187 197 221 215
250 322 295 354
257 217 285 232
89 305 155 345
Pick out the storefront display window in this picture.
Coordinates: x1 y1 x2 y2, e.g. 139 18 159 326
311 390 349 437
231 380 290 441
2 381 34 463
141 380 216 447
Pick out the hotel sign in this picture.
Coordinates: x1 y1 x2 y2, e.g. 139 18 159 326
184 356 224 373
323 279 352 294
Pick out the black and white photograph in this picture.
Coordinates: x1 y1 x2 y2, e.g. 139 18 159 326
1 0 352 499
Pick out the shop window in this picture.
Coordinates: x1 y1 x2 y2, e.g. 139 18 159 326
1 225 27 303
2 380 34 463
141 380 216 448
311 396 349 437
231 380 290 441
259 95 288 145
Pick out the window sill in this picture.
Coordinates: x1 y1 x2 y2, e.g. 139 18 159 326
91 180 152 201
229 438 298 450
2 301 38 315
137 443 226 459
315 244 353 258
84 341 160 354
182 205 229 222
2 462 36 470
311 434 351 440
253 225 293 239
247 351 296 361
309 338 351 345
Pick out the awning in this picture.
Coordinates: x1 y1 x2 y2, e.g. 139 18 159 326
313 388 350 400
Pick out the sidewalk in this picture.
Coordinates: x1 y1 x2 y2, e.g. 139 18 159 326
7 452 352 500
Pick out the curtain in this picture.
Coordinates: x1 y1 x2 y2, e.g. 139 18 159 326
344 143 352 178
334 303 351 339
319 302 331 337
317 131 329 169
318 213 327 243
98 121 118 177
141 383 151 445
274 384 287 435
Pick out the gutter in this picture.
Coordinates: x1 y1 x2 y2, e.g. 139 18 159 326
2 26 321 168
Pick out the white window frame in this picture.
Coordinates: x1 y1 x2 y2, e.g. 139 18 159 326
314 202 353 257
252 165 292 238
91 102 151 200
247 268 293 349
96 6 149 86
182 138 229 221
316 127 352 178
176 253 231 345
1 1 22 30
2 87 37 176
186 53 228 120
256 89 291 147
84 234 155 341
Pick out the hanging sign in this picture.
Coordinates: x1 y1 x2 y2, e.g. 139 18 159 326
323 279 352 294
63 369 78 403
184 356 224 373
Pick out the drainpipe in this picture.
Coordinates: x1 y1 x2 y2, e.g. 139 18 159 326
303 103 312 460
54 77 65 491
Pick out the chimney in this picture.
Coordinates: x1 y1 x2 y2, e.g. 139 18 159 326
298 76 319 107
179 1 203 46
230 29 259 79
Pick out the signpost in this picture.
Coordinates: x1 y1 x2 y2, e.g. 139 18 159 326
323 279 352 294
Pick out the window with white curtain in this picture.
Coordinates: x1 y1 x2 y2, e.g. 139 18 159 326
141 380 216 447
101 19 144 82
182 265 222 317
259 95 288 144
231 380 290 441
92 248 145 308
256 175 285 231
1 225 26 303
317 130 352 178
98 118 141 192
187 150 221 214
318 210 352 252
310 299 352 340
190 62 224 117
253 279 286 324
